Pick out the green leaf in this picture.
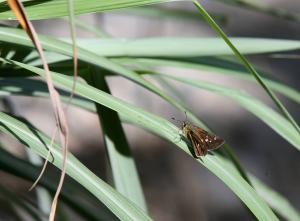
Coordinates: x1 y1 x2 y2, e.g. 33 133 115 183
0 26 193 118
251 175 300 221
113 57 300 105
193 0 300 136
0 58 279 221
0 146 117 221
2 76 298 221
73 38 300 57
108 6 227 24
156 73 300 151
0 0 180 20
72 18 110 38
86 68 147 212
214 0 300 22
0 112 152 221
0 26 218 139
0 182 46 221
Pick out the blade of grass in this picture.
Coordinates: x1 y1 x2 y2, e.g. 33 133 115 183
153 72 300 150
26 151 52 215
0 0 181 20
152 74 251 184
0 146 118 221
1 74 251 185
86 67 147 212
0 111 278 221
3 76 299 221
250 175 300 221
67 15 147 205
66 0 78 105
214 0 300 22
1 27 300 131
114 57 300 105
70 18 110 38
0 184 47 221
7 1 69 220
111 6 226 24
1 95 53 216
0 27 199 120
0 112 152 221
73 37 300 57
193 0 300 136
0 27 216 140
0 59 279 221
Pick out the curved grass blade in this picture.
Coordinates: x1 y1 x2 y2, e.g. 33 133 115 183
214 0 300 22
0 112 152 221
66 0 78 105
6 2 70 220
0 26 195 120
0 146 118 221
250 175 300 221
26 148 52 215
2 77 299 221
114 57 300 105
113 6 226 24
0 184 47 221
0 26 213 140
0 0 181 20
71 18 110 38
0 27 299 130
193 0 300 135
86 68 147 212
73 37 300 57
2 94 52 216
0 59 279 221
1 75 251 184
155 73 300 151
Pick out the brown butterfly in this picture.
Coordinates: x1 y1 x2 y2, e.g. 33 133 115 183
181 121 225 157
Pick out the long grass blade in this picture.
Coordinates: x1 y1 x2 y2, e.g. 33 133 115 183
157 73 300 150
0 59 279 221
73 37 300 57
1 76 298 221
193 0 300 136
250 175 300 221
0 184 47 221
114 57 300 105
0 0 181 20
0 112 152 221
214 0 300 22
0 147 117 221
86 68 147 212
6 1 69 220
66 0 78 105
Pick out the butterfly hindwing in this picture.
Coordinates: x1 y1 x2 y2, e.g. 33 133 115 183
187 130 204 157
181 121 225 157
184 124 225 157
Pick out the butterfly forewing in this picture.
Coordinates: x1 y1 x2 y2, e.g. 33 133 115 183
182 122 225 157
193 127 224 150
187 130 204 157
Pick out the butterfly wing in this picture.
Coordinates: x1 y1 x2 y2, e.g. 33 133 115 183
190 127 225 156
187 130 205 157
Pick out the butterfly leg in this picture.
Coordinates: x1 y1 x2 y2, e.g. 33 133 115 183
173 129 182 143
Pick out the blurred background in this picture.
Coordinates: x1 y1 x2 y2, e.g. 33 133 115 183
1 0 300 220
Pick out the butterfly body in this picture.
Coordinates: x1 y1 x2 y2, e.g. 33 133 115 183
181 122 225 157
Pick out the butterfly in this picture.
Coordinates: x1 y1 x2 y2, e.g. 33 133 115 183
181 121 225 157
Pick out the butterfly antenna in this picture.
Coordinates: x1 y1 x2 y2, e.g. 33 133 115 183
184 111 187 122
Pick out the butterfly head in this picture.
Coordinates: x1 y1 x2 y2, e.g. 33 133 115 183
181 121 191 136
